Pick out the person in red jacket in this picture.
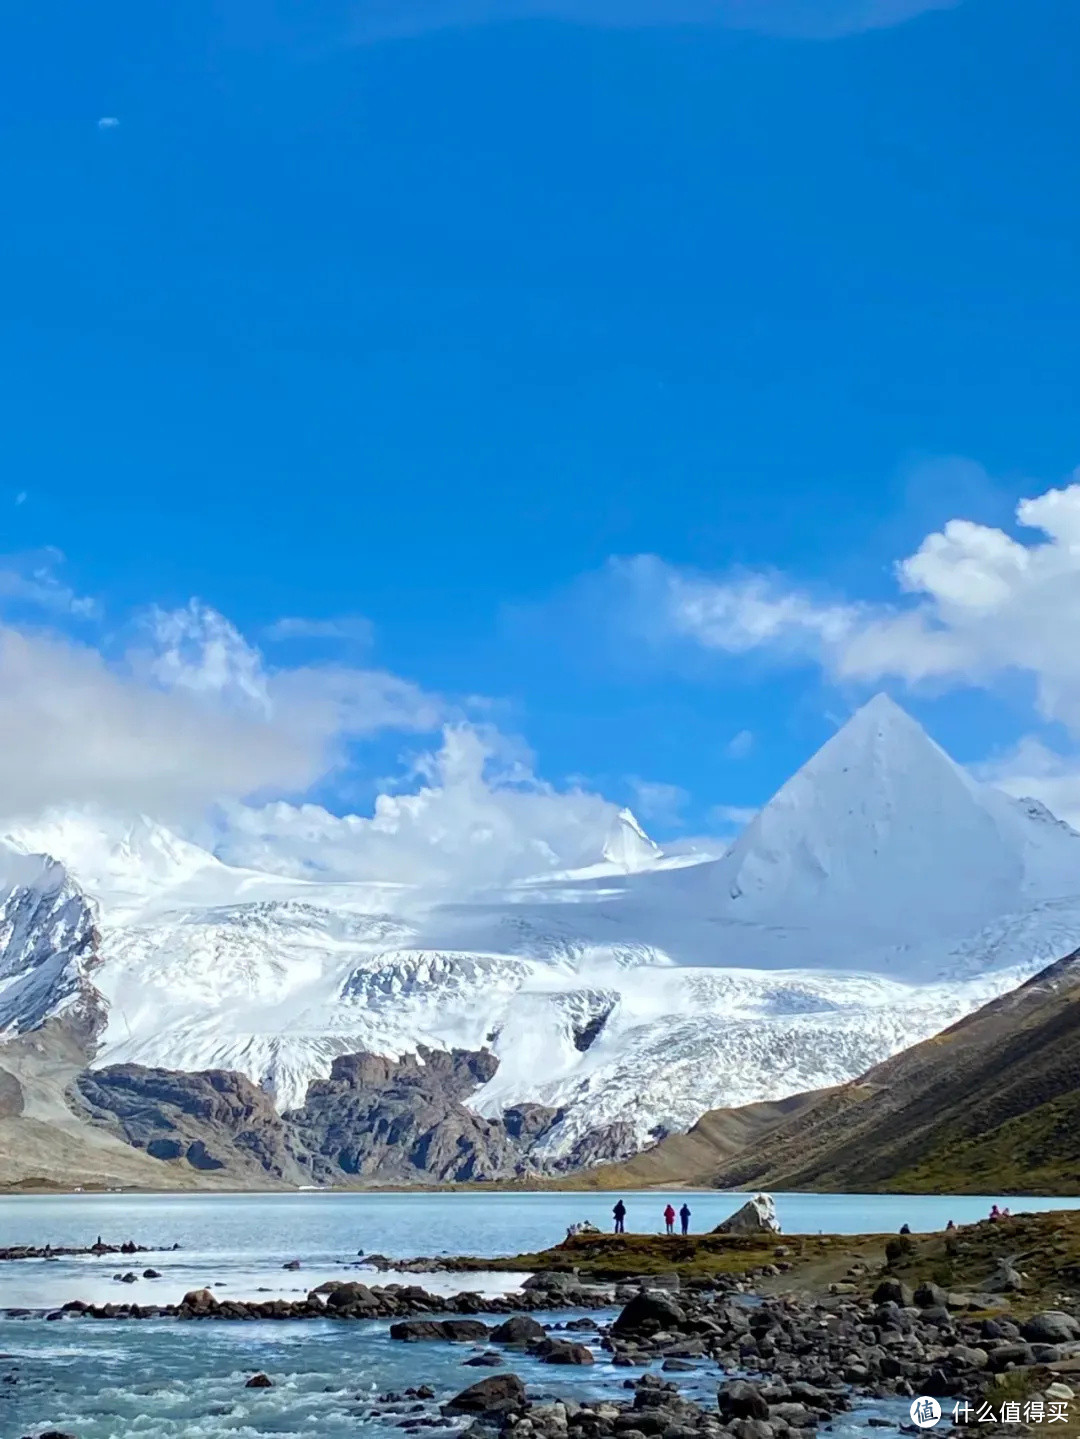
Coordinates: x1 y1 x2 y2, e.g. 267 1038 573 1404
663 1203 676 1235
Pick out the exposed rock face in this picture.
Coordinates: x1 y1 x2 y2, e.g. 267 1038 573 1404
0 854 105 1044
74 1065 308 1183
287 1046 563 1183
66 1044 570 1184
713 1193 780 1235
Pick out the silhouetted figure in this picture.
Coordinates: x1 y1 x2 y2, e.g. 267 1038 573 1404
945 1220 956 1231
989 1204 1001 1222
899 1223 911 1235
664 1203 676 1236
613 1200 626 1235
679 1203 691 1236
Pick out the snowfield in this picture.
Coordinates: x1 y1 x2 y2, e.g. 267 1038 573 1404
4 693 1080 1160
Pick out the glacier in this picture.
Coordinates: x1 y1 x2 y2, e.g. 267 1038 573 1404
4 692 1080 1162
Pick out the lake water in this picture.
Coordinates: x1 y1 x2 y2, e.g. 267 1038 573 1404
2 1190 1078 1439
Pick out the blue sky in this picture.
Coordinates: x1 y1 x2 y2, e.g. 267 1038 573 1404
2 0 1080 866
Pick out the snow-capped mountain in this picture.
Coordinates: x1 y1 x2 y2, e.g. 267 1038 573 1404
5 693 1080 1162
0 849 100 1038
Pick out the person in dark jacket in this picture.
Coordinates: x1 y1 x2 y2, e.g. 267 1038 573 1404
613 1199 626 1234
679 1203 691 1236
663 1203 676 1235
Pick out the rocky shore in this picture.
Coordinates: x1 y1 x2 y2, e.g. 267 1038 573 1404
10 1210 1080 1439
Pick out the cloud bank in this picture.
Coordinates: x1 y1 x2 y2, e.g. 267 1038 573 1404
214 723 631 888
0 566 642 890
634 478 1080 738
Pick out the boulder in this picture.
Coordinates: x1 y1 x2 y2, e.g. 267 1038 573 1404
443 1373 526 1415
522 1271 580 1292
181 1288 217 1312
534 1338 595 1365
986 1262 1025 1293
873 1279 914 1307
718 1381 771 1421
987 1342 1036 1372
323 1281 378 1311
491 1315 547 1345
612 1291 687 1335
246 1373 273 1388
1021 1312 1080 1344
390 1318 491 1342
712 1194 780 1236
913 1282 948 1309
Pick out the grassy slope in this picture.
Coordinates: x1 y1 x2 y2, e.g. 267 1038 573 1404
605 949 1080 1196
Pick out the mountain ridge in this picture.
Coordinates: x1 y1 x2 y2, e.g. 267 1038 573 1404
3 694 1080 1167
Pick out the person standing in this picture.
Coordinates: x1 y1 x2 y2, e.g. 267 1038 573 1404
679 1202 691 1236
613 1199 627 1234
663 1203 676 1235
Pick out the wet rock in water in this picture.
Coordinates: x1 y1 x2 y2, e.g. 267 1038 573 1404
322 1281 378 1312
464 1352 505 1367
246 1373 274 1388
533 1338 595 1365
180 1289 216 1312
391 1319 491 1343
283 1260 302 1271
1020 1311 1080 1344
712 1194 780 1236
490 1315 547 1346
143 1270 161 1279
612 1291 687 1335
443 1373 526 1415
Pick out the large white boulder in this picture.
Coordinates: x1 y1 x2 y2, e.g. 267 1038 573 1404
712 1193 780 1235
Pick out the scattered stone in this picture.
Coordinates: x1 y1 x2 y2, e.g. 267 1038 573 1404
246 1373 274 1388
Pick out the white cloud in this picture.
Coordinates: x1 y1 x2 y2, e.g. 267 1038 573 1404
726 729 754 759
13 492 26 507
133 600 272 714
97 116 119 130
0 593 449 821
215 723 631 890
709 803 759 830
0 548 97 619
0 624 316 818
644 477 1080 737
0 578 631 890
264 614 374 645
976 738 1080 832
628 778 688 826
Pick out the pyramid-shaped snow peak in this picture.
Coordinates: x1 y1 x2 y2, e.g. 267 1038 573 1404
711 694 1080 943
603 808 661 872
